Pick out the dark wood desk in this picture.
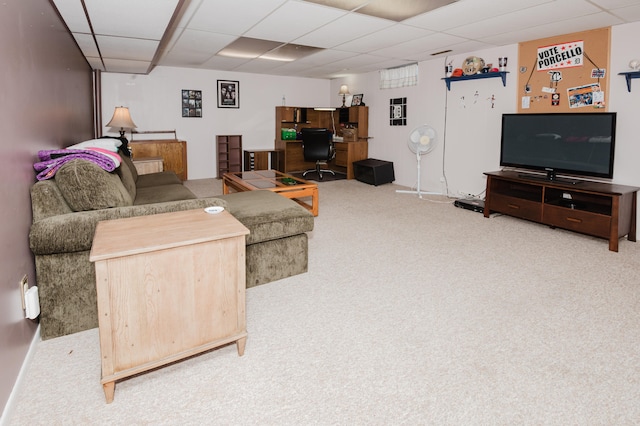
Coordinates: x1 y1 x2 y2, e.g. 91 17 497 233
275 140 368 179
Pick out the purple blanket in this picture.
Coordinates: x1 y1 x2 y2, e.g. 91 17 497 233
34 149 119 181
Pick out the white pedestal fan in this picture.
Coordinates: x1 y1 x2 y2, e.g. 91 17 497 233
396 124 438 198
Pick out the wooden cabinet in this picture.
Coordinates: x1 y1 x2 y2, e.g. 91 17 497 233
484 171 639 252
129 140 187 181
275 106 369 143
217 135 242 177
338 106 368 140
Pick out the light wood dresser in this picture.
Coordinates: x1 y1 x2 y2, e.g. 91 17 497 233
90 208 249 403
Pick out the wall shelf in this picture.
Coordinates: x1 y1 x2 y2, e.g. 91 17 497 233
442 71 509 90
618 71 640 92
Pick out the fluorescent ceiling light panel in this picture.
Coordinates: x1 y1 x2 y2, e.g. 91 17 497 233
304 0 459 21
217 37 322 62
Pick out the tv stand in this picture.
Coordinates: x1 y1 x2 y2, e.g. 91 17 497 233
516 172 580 186
484 171 639 252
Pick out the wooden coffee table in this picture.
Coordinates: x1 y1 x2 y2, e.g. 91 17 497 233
223 170 319 216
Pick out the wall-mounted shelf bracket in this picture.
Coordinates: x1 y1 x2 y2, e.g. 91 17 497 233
618 71 640 92
442 71 509 91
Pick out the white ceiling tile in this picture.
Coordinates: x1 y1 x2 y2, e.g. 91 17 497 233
483 12 623 46
404 0 554 31
294 49 355 65
72 33 100 57
591 0 640 8
370 32 468 60
166 30 237 59
245 1 346 42
103 58 152 74
445 0 603 39
187 0 286 35
85 57 105 71
85 0 179 39
52 0 91 33
611 3 640 21
294 13 395 48
96 36 159 61
334 24 434 54
200 55 253 70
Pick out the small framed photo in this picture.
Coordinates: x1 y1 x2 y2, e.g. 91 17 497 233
351 94 364 106
217 80 239 108
182 89 202 117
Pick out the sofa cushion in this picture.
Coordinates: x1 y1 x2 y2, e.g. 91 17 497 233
116 156 137 200
55 160 133 212
136 171 183 188
218 190 314 245
134 184 197 205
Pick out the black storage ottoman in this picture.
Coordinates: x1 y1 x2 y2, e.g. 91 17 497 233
353 158 395 186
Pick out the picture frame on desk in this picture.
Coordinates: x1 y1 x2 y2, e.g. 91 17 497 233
351 94 364 106
217 80 239 108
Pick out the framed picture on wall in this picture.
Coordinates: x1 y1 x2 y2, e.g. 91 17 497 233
217 80 239 108
182 89 202 117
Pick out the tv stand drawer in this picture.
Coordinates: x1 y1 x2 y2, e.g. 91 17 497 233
490 194 542 222
543 206 610 238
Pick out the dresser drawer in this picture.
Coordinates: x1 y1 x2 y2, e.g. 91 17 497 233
543 205 610 238
489 194 542 222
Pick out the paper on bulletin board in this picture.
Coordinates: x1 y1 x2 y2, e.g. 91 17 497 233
567 83 604 109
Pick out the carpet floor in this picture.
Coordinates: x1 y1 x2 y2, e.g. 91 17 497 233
7 179 640 425
289 170 347 182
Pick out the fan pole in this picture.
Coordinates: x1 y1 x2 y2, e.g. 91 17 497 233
396 151 439 198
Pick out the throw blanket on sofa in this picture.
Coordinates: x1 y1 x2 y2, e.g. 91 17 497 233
34 148 121 181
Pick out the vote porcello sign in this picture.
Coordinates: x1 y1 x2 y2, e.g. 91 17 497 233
537 40 584 71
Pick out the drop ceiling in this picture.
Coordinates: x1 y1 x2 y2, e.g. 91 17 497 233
52 0 640 79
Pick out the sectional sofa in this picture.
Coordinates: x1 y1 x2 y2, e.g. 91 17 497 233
29 147 314 340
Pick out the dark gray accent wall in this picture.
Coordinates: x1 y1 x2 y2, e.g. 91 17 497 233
0 0 94 416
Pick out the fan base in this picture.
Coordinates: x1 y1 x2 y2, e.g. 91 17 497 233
396 189 441 198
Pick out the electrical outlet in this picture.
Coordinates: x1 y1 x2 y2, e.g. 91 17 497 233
439 176 445 183
19 275 28 310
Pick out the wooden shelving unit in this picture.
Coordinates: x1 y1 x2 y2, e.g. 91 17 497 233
217 135 242 177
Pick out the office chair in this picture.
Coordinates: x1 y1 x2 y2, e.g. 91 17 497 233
301 128 335 180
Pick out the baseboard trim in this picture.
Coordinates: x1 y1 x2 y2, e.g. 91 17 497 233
0 325 40 426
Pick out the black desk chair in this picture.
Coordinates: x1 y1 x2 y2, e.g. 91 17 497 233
301 128 335 180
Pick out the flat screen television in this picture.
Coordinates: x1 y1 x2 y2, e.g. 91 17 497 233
500 112 616 181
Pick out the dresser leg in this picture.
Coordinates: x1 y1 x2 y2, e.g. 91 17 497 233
103 381 115 404
236 337 247 356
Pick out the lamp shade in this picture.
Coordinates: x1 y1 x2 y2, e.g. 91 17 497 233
338 84 350 95
106 106 137 130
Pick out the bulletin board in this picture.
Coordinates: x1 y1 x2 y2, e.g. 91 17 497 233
517 27 610 113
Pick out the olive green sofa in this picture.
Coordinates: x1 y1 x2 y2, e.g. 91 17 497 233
29 154 314 340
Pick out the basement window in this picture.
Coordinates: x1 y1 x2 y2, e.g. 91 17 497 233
379 63 418 89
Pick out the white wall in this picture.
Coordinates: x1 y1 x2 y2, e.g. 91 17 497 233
102 23 640 200
333 24 640 200
101 67 331 179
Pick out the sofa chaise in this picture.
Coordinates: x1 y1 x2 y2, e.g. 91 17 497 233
29 151 314 340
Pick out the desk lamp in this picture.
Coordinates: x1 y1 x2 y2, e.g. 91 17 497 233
339 85 350 108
